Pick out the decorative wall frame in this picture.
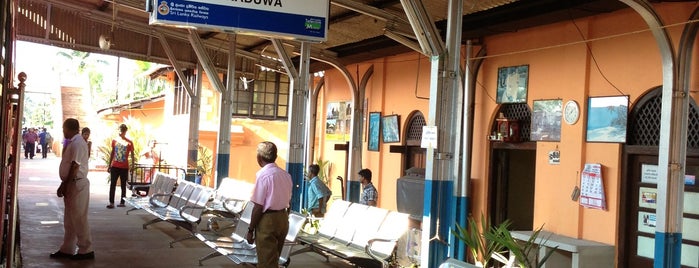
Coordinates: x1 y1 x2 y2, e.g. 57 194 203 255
368 112 381 151
496 65 529 104
382 114 401 143
586 96 628 143
530 99 562 142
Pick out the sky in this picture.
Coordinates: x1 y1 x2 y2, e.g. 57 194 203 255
13 41 144 96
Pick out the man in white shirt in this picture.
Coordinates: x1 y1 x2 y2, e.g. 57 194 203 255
50 118 94 260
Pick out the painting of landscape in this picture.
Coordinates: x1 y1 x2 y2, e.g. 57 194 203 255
586 96 628 143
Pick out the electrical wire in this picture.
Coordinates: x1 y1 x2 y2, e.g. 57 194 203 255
568 10 626 96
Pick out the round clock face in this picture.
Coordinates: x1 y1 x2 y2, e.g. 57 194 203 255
564 100 580 125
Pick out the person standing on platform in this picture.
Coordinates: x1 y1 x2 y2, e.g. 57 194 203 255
358 168 378 206
50 118 94 260
38 127 48 158
23 127 38 159
306 164 332 217
81 127 92 159
246 141 292 268
106 124 134 209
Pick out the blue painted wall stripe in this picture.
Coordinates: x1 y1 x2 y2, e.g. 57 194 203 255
424 180 455 267
347 180 360 203
654 232 682 268
287 162 304 212
215 153 230 187
452 195 469 261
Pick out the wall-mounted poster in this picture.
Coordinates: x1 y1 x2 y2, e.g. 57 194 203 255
586 96 628 143
326 101 352 141
382 114 400 143
531 99 562 141
368 112 381 151
496 65 529 104
639 187 657 209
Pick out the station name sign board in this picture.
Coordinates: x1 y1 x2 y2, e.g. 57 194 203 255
148 0 329 42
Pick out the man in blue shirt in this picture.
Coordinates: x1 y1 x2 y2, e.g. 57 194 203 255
306 164 332 217
358 169 377 206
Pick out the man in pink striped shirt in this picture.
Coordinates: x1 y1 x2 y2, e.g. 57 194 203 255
246 141 292 268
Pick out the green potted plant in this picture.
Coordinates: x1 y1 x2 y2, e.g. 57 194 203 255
195 144 213 185
453 216 556 268
452 214 505 267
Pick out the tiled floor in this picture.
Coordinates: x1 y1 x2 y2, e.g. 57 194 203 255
17 155 354 268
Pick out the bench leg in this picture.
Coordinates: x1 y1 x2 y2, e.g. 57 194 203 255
289 246 329 262
199 251 223 266
126 207 139 215
143 218 163 229
169 234 194 248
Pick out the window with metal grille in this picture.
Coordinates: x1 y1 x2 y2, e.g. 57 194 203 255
173 70 194 115
628 88 699 148
406 112 425 146
232 71 289 119
492 103 532 141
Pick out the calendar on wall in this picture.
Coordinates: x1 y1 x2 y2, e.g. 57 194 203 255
579 163 607 210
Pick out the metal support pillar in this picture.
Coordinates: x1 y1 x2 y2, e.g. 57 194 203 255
306 79 325 168
274 39 309 212
400 0 460 265
215 34 236 187
186 65 202 183
294 50 359 201
619 1 682 267
157 31 194 98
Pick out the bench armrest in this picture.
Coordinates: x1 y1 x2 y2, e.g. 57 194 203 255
365 238 397 267
149 193 172 207
222 198 248 214
179 204 208 223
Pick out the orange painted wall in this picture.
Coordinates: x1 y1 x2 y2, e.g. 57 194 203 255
468 2 699 247
316 2 699 251
318 55 431 210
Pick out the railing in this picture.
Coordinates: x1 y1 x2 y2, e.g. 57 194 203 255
129 164 186 196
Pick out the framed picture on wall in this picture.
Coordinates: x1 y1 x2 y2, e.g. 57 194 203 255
496 65 529 104
586 96 628 143
368 112 381 151
382 114 400 143
531 99 562 142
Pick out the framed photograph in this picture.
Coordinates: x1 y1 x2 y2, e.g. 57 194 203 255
586 96 628 143
368 112 381 151
496 65 529 104
325 101 352 141
530 99 562 141
382 114 400 143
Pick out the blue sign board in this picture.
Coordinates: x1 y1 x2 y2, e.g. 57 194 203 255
148 0 329 42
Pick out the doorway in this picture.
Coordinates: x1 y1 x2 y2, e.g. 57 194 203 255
489 144 536 230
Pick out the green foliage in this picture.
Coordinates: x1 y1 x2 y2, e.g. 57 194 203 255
303 158 332 186
96 116 154 169
452 214 505 267
454 216 556 268
484 224 556 268
195 144 213 176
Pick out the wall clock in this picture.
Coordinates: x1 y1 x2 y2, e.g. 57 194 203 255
564 100 580 125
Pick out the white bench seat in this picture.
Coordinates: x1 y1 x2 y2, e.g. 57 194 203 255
294 200 410 268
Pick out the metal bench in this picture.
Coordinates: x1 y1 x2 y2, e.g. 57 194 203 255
139 180 215 247
203 177 254 234
196 202 306 267
293 200 411 268
122 172 177 215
